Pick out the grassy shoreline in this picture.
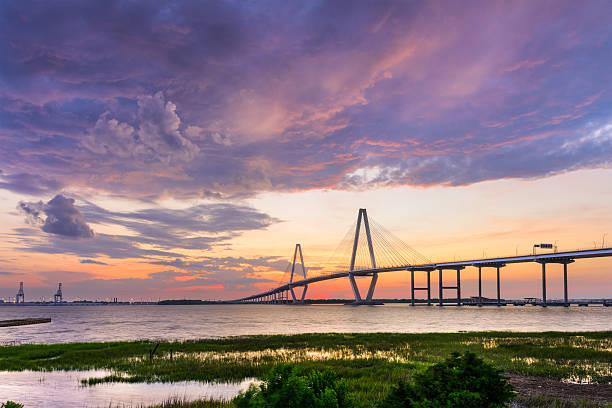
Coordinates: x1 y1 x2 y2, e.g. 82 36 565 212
1 332 610 407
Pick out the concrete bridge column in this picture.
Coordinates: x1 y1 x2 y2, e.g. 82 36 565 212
427 270 431 305
348 273 362 302
541 262 547 306
539 259 573 307
478 267 482 306
456 268 461 306
438 269 443 306
410 270 415 306
564 262 568 307
290 286 297 302
366 273 379 302
496 266 501 306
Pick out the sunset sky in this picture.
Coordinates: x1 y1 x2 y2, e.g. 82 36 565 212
1 0 611 302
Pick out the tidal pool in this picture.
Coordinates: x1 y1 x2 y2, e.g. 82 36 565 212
0 369 254 407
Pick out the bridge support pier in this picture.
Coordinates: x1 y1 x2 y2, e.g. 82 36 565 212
478 267 482 306
475 263 505 305
438 269 443 306
427 271 431 305
496 266 501 306
538 258 574 307
541 262 547 306
438 267 463 306
457 268 461 306
366 273 378 302
348 273 362 302
410 268 434 306
411 270 415 305
564 263 568 307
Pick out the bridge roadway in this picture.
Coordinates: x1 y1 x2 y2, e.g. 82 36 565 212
235 247 612 304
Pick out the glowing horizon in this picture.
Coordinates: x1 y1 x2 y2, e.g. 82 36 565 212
0 1 611 302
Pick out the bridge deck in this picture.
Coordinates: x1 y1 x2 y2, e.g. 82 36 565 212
236 247 612 302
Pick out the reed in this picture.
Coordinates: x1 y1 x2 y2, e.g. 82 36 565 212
1 332 610 407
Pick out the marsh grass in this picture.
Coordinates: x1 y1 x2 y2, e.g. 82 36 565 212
107 398 232 408
144 398 231 408
1 332 610 407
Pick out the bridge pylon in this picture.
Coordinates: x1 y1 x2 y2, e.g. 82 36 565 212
289 244 308 303
347 208 381 304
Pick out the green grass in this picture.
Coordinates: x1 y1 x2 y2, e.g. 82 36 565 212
1 332 610 407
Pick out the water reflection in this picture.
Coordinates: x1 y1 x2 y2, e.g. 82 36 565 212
0 304 610 344
0 370 253 407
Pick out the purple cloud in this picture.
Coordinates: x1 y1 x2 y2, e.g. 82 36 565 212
19 194 94 239
0 171 64 195
15 197 279 259
149 256 290 273
82 92 199 163
0 0 610 199
79 259 108 266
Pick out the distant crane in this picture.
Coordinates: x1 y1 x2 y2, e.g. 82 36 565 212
16 282 25 303
54 283 63 303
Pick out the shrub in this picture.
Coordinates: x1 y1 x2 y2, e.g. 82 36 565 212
1 402 24 408
233 364 354 408
380 352 514 408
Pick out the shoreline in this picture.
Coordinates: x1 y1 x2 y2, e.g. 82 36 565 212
1 331 610 406
1 298 611 306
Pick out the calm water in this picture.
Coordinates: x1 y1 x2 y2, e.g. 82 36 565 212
0 370 254 407
1 304 610 344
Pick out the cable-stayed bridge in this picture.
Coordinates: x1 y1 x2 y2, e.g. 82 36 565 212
234 209 612 306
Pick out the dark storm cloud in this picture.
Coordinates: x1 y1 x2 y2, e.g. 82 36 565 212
18 194 94 238
1 0 611 198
